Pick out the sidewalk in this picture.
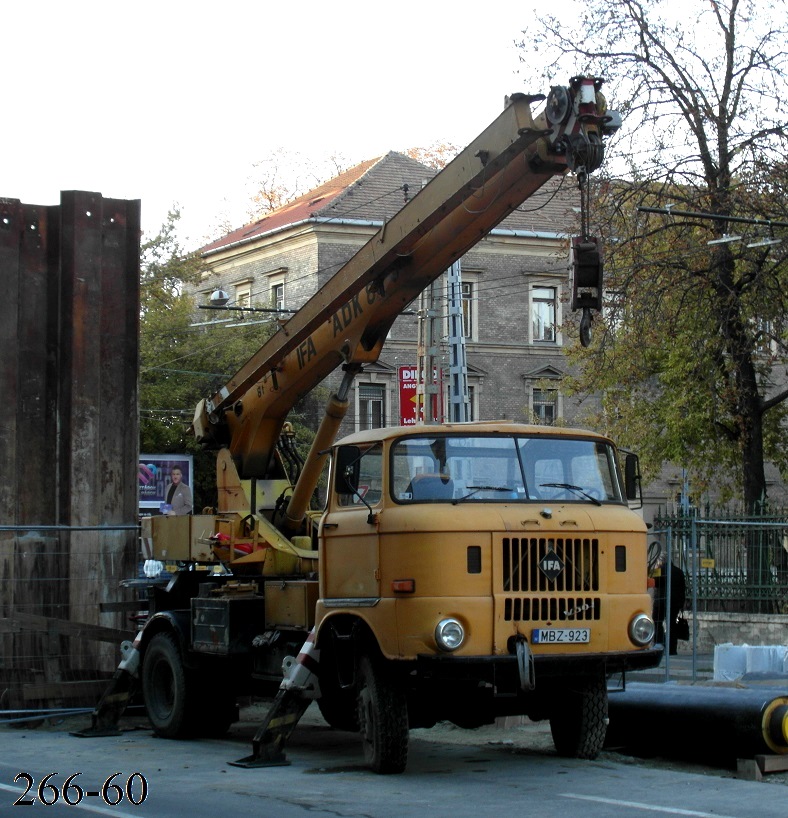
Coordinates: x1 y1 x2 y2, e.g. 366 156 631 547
629 649 788 686
627 651 716 684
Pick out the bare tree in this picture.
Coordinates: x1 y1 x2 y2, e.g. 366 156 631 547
519 0 788 516
403 141 463 171
246 148 354 221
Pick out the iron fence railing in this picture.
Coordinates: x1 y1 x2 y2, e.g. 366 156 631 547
652 507 788 614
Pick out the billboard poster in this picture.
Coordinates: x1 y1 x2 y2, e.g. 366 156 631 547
398 365 420 425
139 454 194 512
398 366 444 425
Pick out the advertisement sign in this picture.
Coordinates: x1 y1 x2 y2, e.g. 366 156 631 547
398 366 420 426
139 454 194 512
398 366 444 425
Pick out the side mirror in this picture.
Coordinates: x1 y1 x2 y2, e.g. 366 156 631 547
334 446 361 495
624 452 642 506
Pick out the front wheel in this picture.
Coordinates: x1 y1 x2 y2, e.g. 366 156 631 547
356 654 408 774
549 672 608 759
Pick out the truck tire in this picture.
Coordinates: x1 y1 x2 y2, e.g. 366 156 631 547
142 632 196 738
549 673 608 759
318 689 358 732
316 640 359 732
200 690 238 738
356 654 408 774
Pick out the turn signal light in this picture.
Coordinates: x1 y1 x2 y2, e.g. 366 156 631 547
391 579 415 593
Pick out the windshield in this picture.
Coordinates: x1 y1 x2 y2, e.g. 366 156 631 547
390 434 623 504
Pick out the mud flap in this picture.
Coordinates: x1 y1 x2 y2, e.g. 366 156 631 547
516 636 536 691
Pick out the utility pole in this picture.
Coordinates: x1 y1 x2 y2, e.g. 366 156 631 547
446 260 470 422
416 280 441 424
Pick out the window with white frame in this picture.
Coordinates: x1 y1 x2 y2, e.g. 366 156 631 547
532 387 558 425
461 281 475 339
268 273 286 312
357 383 386 430
531 286 557 343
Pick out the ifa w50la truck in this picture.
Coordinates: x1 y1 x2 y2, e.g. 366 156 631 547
87 77 661 773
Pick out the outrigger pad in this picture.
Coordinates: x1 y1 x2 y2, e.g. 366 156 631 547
229 687 311 769
70 670 137 738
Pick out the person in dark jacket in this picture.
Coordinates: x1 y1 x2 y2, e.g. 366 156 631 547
653 560 687 655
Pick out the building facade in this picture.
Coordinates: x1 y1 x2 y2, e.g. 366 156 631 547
196 151 593 443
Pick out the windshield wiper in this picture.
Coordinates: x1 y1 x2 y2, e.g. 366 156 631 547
540 482 602 506
453 485 513 504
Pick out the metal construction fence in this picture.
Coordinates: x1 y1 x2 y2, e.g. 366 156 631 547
0 525 139 721
652 507 788 614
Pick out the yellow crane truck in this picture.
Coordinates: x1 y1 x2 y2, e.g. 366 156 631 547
101 77 661 773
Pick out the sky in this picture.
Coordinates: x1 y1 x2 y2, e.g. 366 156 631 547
2 0 580 248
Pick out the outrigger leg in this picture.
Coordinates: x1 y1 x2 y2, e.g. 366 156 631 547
230 628 321 768
71 634 142 738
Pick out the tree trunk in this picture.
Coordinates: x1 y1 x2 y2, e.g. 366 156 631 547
712 245 771 611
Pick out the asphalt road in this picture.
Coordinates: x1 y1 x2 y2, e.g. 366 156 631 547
1 703 786 818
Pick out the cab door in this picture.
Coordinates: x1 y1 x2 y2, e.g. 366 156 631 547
320 444 382 601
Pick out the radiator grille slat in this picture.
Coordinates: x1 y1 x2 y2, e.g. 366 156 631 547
503 595 601 622
501 537 601 623
502 537 599 592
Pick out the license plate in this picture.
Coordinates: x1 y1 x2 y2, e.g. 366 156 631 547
531 627 591 644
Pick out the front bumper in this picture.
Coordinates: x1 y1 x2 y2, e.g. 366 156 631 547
416 646 663 687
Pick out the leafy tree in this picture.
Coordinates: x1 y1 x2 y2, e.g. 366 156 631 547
140 210 279 509
519 0 788 514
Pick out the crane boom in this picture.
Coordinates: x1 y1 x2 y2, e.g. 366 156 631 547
193 77 618 478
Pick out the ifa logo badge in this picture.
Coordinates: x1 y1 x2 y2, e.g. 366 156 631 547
539 548 564 582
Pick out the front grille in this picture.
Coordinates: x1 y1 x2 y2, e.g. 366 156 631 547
501 536 599 592
503 595 601 622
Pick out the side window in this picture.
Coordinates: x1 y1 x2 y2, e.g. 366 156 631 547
334 445 383 507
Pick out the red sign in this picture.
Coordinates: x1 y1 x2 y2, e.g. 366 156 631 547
398 366 444 425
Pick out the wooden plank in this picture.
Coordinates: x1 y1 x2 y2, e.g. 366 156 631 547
6 612 133 644
98 598 149 614
737 758 763 781
756 754 788 773
22 679 110 702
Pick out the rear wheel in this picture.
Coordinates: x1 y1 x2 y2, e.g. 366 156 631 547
549 673 608 759
142 632 194 738
356 654 408 774
200 687 238 737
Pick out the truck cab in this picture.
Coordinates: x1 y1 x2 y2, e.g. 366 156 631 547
313 423 659 767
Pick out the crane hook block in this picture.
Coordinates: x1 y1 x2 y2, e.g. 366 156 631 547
571 235 603 312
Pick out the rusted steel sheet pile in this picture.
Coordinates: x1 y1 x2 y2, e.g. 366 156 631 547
0 191 140 705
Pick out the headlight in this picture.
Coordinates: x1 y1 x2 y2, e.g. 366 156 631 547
435 618 465 652
629 613 655 646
